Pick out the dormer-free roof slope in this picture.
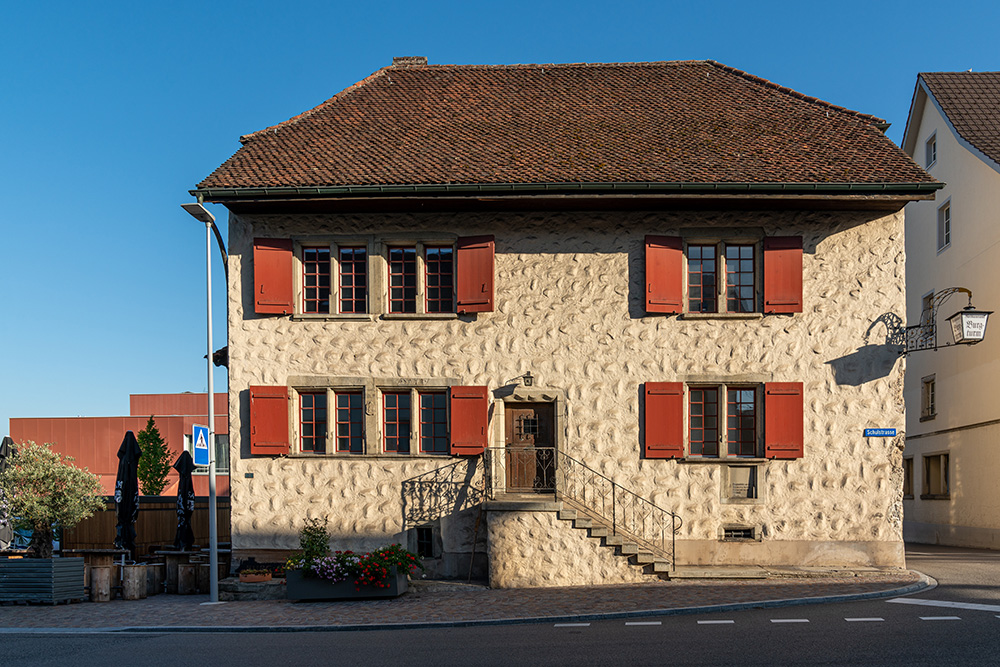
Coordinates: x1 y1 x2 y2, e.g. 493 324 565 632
196 59 934 195
918 72 1000 166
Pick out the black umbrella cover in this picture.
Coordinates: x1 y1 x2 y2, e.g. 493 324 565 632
113 431 142 558
0 436 13 547
172 451 196 550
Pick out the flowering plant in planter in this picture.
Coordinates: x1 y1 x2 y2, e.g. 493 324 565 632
285 519 423 588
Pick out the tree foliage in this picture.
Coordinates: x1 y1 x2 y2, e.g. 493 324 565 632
0 441 104 558
136 416 172 496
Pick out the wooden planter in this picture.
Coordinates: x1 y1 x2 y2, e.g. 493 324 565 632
0 556 85 604
239 572 273 583
286 567 407 601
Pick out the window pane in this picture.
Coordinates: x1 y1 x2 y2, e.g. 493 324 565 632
420 392 448 453
727 387 756 457
336 392 363 453
302 247 331 313
726 245 755 313
300 392 327 453
388 247 417 313
426 247 455 313
339 247 368 314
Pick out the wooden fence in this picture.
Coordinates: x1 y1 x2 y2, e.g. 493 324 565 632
61 496 231 557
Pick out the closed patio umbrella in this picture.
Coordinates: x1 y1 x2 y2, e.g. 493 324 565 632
113 431 142 559
172 451 196 551
0 437 13 548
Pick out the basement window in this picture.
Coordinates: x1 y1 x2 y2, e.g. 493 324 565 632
721 525 758 541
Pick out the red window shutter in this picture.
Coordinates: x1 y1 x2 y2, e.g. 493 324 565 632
254 238 294 315
449 386 489 456
644 382 684 459
764 382 804 459
763 236 803 314
250 385 290 455
645 236 683 314
456 236 495 314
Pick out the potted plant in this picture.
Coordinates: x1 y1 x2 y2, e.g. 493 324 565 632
0 442 104 603
238 568 273 583
284 518 423 601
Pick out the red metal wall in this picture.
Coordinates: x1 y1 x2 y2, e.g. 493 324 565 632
9 394 229 497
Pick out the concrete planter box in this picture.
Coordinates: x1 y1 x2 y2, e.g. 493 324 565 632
286 567 408 601
0 557 85 604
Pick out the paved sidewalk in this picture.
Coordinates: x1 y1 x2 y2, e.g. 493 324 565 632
0 570 929 632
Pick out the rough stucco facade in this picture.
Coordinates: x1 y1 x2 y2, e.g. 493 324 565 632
225 206 908 584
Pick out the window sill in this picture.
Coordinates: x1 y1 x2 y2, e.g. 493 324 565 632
680 457 767 464
903 494 914 500
680 313 764 320
919 414 937 422
919 493 951 500
381 313 459 320
721 497 762 505
291 313 374 322
284 453 453 459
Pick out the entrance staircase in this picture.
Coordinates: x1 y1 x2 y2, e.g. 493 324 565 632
484 447 682 580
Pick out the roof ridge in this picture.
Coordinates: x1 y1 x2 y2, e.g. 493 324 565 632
239 65 393 143
705 60 885 125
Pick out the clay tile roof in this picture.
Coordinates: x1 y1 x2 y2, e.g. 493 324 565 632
198 59 933 190
921 72 1000 165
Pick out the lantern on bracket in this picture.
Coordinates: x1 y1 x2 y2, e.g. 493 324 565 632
946 306 991 345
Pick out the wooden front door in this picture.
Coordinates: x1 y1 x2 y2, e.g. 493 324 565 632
504 403 555 492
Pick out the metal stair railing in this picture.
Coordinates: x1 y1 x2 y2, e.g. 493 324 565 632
483 447 682 570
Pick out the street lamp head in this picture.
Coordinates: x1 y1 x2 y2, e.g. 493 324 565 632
181 202 215 224
946 306 992 345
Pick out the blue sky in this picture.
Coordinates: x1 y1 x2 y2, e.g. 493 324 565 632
1 0 996 433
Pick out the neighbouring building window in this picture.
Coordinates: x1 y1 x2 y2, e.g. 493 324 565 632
937 202 951 252
335 392 364 453
383 391 412 453
302 247 331 314
183 434 230 474
300 392 327 453
687 245 718 313
922 452 949 498
388 247 418 313
339 247 368 314
419 391 449 454
903 457 913 498
425 246 454 313
925 133 937 167
920 375 936 421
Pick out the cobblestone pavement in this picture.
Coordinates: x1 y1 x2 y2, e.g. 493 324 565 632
0 571 925 631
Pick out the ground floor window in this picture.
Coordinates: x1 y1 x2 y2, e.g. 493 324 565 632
903 457 913 498
336 392 364 454
690 385 758 458
922 452 949 498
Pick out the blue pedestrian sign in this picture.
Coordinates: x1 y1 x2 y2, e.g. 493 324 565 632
193 424 210 466
863 428 896 437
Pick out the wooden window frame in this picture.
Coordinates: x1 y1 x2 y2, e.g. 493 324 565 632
686 384 761 459
299 391 328 453
387 246 418 314
301 247 332 314
338 246 369 314
903 457 914 498
681 238 765 315
920 375 936 422
424 246 455 314
925 133 937 168
335 390 365 454
382 391 412 453
419 391 449 454
687 244 718 313
937 201 951 252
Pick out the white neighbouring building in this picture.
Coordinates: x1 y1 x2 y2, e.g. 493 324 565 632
901 72 1000 548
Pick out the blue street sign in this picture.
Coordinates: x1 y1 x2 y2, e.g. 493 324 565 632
864 428 896 437
193 424 210 466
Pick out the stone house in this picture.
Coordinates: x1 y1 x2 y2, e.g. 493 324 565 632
191 57 937 587
901 72 1000 549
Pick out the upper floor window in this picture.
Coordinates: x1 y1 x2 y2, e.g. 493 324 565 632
688 385 758 458
251 236 492 318
299 392 327 452
338 247 368 314
925 134 937 168
920 375 936 421
937 202 951 252
646 235 800 315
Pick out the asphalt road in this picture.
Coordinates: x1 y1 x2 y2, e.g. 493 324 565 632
5 544 1000 667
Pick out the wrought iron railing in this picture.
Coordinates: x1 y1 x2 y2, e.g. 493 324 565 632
484 447 681 569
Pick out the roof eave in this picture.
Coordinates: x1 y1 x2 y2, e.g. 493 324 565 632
191 181 943 203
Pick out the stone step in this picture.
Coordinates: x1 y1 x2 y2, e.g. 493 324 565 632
588 527 609 538
557 509 578 521
574 518 593 529
632 551 655 564
619 542 640 556
604 535 625 546
651 560 671 574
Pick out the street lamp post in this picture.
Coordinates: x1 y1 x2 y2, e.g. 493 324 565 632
181 201 221 604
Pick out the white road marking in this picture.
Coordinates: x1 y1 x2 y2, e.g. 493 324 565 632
554 623 590 627
625 621 662 626
770 619 809 623
889 598 1000 613
919 616 962 621
697 620 735 625
845 618 884 622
